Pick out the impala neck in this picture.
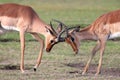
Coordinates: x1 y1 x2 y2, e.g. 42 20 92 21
75 26 97 41
31 16 51 36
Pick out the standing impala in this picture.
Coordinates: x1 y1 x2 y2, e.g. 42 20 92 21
0 3 64 73
64 9 120 75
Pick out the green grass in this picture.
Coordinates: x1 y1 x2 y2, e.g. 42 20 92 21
0 41 119 80
0 0 120 25
0 0 120 80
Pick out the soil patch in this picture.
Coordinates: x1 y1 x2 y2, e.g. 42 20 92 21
65 62 120 77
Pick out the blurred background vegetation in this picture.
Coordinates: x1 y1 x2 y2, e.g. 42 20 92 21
0 0 119 40
0 0 120 25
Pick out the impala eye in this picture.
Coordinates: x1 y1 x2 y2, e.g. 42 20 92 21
50 40 54 43
71 37 74 42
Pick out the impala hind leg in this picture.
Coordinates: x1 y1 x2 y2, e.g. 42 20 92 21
31 33 44 71
82 40 101 75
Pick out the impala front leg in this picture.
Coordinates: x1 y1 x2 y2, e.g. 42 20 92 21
95 40 106 75
31 33 44 71
20 30 25 73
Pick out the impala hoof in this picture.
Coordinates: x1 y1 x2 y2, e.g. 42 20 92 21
82 72 86 75
21 70 25 73
95 71 101 76
34 68 36 72
95 73 99 76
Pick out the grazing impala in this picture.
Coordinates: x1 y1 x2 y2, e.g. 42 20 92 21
0 3 64 73
63 9 120 75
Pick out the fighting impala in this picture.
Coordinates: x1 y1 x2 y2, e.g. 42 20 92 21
0 3 65 73
60 9 120 75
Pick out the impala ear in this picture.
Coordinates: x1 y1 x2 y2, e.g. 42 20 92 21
70 26 80 34
70 36 74 42
45 26 54 35
56 23 63 33
74 26 80 32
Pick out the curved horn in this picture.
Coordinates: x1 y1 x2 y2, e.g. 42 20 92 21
57 27 68 42
50 19 65 36
67 26 80 31
57 26 81 42
52 19 67 28
52 20 68 40
50 21 57 36
51 19 80 42
56 23 63 33
50 19 68 42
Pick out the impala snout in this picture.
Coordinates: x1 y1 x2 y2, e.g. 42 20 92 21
46 45 53 52
46 39 58 52
65 36 78 54
46 42 56 52
46 37 65 52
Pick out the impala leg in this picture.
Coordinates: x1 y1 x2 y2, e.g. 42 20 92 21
95 40 106 75
20 30 25 73
82 40 101 75
31 33 44 71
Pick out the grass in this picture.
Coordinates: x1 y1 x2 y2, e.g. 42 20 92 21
0 0 120 80
0 41 119 80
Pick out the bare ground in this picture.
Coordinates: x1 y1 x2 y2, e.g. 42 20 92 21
65 62 120 77
0 62 119 80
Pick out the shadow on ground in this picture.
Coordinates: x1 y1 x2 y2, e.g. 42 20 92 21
64 62 120 77
0 65 32 70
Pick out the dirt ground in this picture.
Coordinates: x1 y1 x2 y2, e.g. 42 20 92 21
66 62 120 77
0 62 119 80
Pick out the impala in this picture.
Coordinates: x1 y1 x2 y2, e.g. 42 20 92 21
64 9 120 75
0 3 65 73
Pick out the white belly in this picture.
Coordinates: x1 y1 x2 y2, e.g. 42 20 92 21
0 16 20 32
1 23 20 31
109 32 120 39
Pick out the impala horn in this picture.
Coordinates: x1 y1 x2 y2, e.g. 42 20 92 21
52 19 69 42
57 25 81 42
50 21 57 36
